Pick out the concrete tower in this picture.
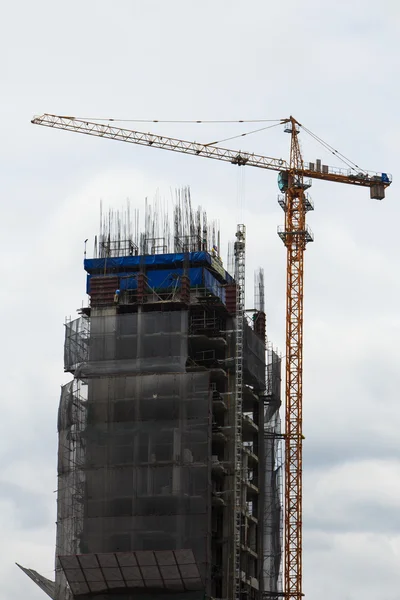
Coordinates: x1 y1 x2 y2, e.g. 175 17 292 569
19 196 282 600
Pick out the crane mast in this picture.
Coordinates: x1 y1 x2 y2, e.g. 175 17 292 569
279 118 309 599
31 113 391 600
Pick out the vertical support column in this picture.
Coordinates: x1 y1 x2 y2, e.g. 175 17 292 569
254 311 266 344
180 275 190 304
137 272 146 303
278 117 313 600
234 224 245 600
284 188 305 600
225 284 237 315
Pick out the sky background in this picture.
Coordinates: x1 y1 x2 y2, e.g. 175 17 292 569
1 1 399 599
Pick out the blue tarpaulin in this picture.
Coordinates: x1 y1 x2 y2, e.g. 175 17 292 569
84 252 210 272
119 267 204 291
84 251 234 284
204 269 225 301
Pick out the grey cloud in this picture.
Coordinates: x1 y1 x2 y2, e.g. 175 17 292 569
0 482 50 530
305 500 400 535
304 436 400 470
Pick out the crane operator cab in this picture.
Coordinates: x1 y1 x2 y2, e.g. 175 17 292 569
278 171 288 193
278 171 312 193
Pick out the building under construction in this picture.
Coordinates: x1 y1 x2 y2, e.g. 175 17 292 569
18 191 282 600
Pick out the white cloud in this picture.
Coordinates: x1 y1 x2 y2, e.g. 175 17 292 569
1 1 399 599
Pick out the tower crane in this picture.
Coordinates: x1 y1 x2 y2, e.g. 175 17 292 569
31 113 392 600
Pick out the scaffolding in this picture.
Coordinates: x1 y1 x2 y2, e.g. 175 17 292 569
59 314 212 596
56 379 87 600
263 346 283 598
234 224 246 600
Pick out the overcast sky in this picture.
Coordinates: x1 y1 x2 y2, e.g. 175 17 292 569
1 1 399 599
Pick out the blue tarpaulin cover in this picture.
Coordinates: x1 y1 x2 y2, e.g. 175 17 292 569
85 252 210 272
84 251 233 284
119 267 204 291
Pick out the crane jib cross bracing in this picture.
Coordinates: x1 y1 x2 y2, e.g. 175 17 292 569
31 112 392 600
